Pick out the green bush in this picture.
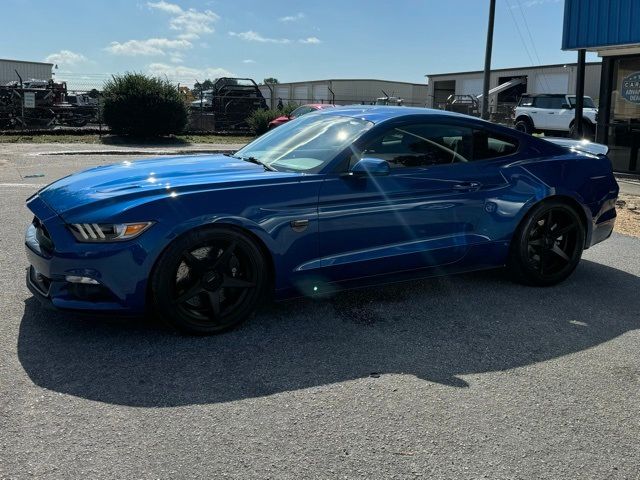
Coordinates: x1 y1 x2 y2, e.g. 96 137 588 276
102 73 188 137
246 109 280 135
281 102 298 116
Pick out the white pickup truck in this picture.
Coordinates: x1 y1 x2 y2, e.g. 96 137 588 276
514 94 598 138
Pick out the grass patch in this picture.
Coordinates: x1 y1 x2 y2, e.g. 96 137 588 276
0 134 254 145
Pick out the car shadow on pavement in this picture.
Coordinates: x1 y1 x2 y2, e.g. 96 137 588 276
17 260 640 407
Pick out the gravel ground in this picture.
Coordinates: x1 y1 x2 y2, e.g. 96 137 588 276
1 145 639 479
615 194 640 237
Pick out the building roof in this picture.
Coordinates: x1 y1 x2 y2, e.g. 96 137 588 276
269 78 427 87
425 61 602 78
0 58 54 67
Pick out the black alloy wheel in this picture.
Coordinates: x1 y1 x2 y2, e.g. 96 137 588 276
151 227 267 334
509 201 585 286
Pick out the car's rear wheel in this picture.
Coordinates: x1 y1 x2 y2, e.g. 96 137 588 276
151 227 267 334
569 121 595 140
508 201 585 286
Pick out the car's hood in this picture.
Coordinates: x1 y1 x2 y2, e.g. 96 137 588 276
37 154 301 217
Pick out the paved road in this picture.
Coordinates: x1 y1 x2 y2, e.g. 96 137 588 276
1 146 639 479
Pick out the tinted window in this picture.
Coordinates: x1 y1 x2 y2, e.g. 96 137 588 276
534 96 565 109
291 106 314 117
358 123 473 168
568 96 596 108
518 96 534 106
472 130 518 160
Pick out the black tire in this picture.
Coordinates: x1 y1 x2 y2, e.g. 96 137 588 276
150 226 268 334
569 121 595 140
508 200 585 286
515 118 533 135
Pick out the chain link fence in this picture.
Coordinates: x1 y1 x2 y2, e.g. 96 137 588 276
1 74 431 133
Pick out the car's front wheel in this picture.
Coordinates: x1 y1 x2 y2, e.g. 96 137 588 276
508 201 585 286
151 227 268 334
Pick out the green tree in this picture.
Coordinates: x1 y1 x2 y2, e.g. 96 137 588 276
263 77 279 85
193 79 215 97
102 72 188 137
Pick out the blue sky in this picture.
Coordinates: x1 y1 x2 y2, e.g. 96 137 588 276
1 0 599 88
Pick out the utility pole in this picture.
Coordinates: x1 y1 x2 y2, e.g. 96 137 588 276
482 0 496 120
574 49 586 138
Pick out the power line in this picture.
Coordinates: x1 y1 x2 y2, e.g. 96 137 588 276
514 0 552 92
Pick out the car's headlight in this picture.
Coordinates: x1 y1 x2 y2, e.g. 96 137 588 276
68 222 153 242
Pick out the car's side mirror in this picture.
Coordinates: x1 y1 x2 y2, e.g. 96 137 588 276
562 103 572 109
349 158 390 177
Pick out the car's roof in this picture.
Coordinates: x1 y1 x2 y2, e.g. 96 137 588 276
316 105 474 124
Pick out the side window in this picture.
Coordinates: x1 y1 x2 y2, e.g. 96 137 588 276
518 96 533 107
358 123 473 169
472 129 518 160
534 96 564 109
292 106 313 117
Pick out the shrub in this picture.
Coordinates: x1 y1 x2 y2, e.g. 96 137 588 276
102 73 188 137
246 109 280 135
281 102 298 116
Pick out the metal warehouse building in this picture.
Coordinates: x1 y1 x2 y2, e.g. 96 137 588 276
0 59 53 85
426 62 601 111
259 79 429 109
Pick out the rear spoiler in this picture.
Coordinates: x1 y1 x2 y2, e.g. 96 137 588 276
543 137 609 156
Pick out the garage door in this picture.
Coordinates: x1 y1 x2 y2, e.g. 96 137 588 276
458 78 483 96
533 73 569 94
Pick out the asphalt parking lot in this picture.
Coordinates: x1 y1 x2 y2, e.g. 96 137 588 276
1 144 639 479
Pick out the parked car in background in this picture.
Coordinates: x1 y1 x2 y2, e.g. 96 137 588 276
268 103 335 129
514 94 598 138
25 107 618 335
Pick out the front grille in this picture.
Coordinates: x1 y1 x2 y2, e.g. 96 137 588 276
33 216 54 252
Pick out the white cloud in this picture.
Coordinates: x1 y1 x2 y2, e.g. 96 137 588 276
146 0 182 14
242 59 256 64
147 1 219 39
147 63 233 82
45 50 87 66
299 37 321 44
105 38 191 56
279 12 305 22
228 31 290 44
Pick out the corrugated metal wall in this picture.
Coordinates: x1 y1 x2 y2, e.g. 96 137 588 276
563 0 640 50
261 80 428 107
0 60 52 84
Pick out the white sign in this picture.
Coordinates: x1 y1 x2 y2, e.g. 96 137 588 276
24 92 36 109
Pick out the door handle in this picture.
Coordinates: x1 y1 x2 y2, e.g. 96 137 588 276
452 181 481 191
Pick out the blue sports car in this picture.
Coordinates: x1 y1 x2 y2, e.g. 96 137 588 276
25 107 619 334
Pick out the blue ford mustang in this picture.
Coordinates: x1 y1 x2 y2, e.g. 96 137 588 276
25 107 619 334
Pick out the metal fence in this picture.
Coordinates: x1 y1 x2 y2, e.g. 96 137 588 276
1 81 430 133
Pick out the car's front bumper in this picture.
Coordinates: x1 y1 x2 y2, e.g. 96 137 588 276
24 195 151 313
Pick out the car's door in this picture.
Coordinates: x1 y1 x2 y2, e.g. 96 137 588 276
315 121 513 281
536 96 566 130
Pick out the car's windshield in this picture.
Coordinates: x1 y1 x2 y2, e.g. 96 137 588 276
234 114 373 173
568 96 596 108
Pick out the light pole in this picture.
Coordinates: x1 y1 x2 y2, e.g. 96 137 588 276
482 0 496 120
